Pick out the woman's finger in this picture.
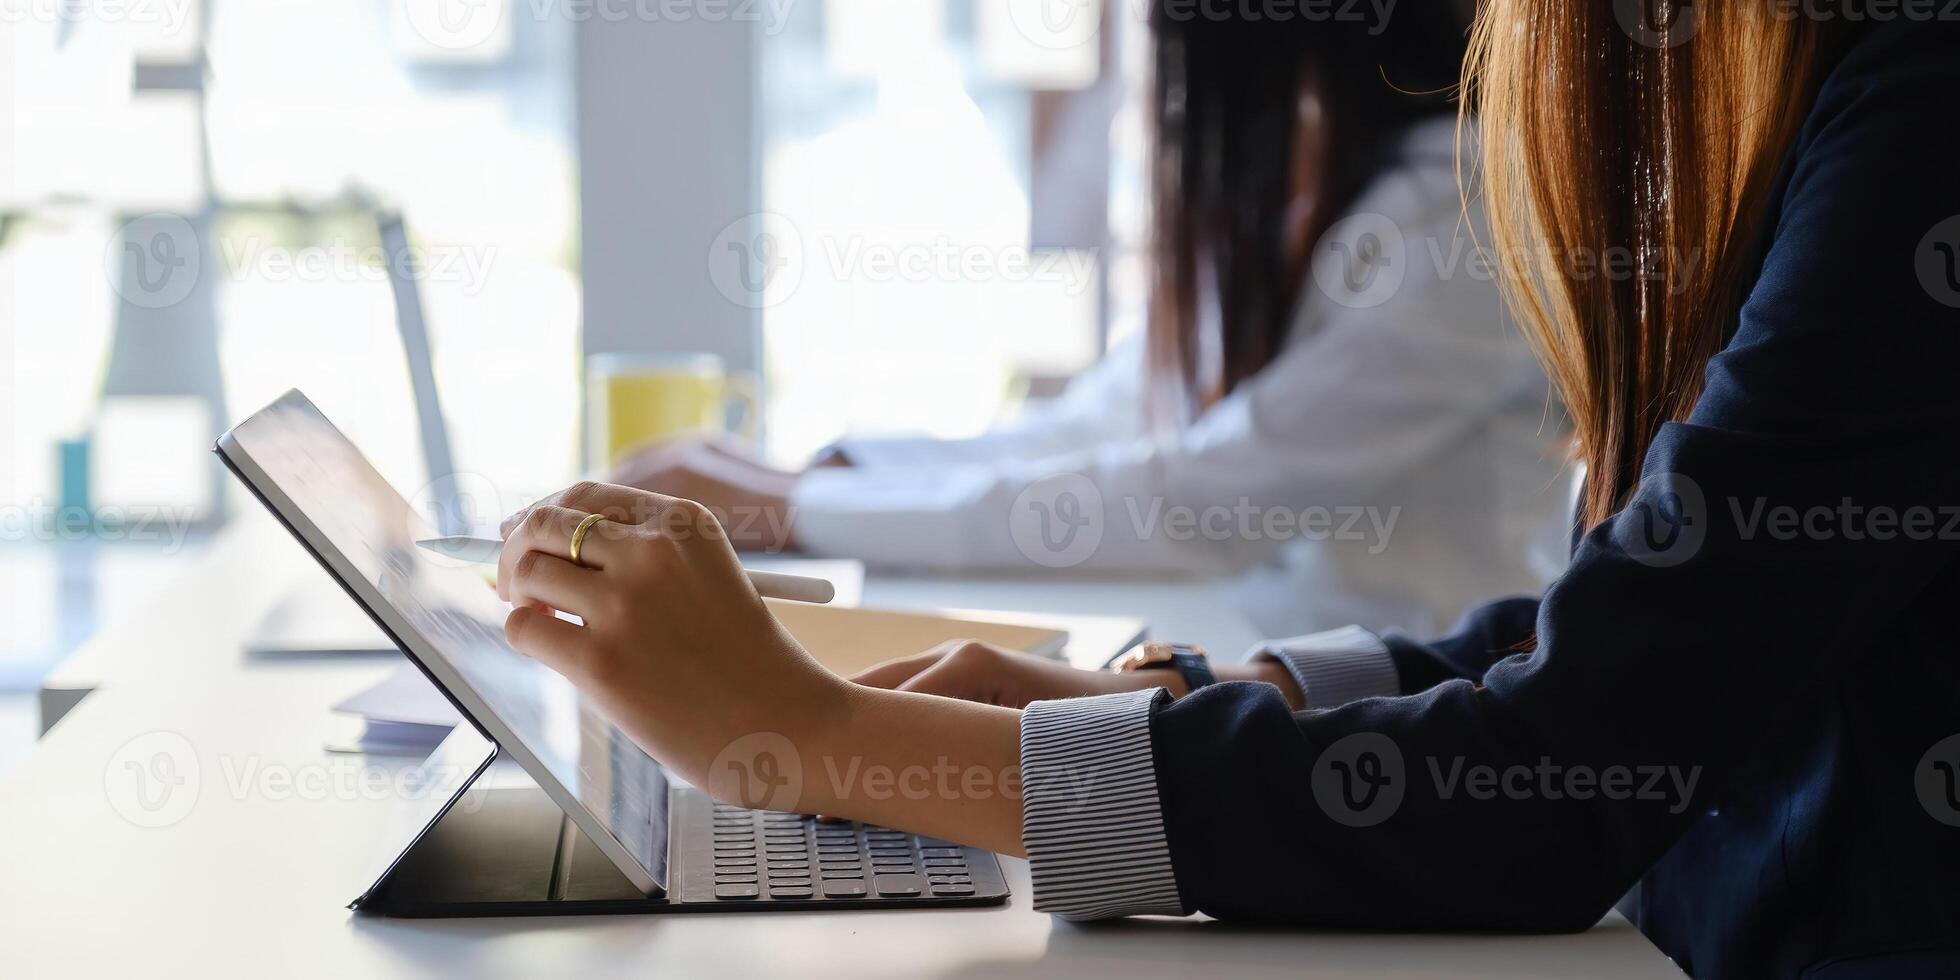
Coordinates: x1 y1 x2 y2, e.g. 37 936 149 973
504 604 586 674
503 481 677 537
848 641 968 690
504 549 600 620
498 505 627 599
895 654 993 704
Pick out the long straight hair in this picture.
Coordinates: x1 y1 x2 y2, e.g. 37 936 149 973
1146 3 1467 417
1463 2 1837 528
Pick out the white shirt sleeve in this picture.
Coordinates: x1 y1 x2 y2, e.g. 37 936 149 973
792 138 1538 574
818 340 1148 470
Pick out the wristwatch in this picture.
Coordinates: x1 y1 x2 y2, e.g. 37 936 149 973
1111 642 1217 695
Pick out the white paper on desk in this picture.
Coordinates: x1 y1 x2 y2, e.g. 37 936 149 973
332 664 462 728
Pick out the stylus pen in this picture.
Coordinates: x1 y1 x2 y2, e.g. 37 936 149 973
416 536 836 604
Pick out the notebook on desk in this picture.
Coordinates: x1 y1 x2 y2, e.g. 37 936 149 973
766 602 1067 675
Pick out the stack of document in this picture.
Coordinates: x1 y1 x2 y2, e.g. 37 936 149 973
327 665 460 755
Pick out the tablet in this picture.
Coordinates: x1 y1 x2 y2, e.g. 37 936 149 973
218 389 669 895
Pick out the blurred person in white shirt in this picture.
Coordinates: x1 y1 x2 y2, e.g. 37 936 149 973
613 0 1572 638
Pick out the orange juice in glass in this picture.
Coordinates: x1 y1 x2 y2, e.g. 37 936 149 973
586 353 758 469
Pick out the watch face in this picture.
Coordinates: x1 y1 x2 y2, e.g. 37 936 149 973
1113 645 1171 672
1113 642 1207 672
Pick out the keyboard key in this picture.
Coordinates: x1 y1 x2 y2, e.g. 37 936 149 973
924 857 965 867
768 867 814 878
931 884 976 897
770 887 814 899
715 883 761 899
821 869 864 879
927 875 971 885
715 874 759 885
822 879 869 897
920 847 962 858
873 874 924 897
714 858 757 868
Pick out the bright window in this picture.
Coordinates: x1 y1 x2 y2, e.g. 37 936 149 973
757 0 1115 465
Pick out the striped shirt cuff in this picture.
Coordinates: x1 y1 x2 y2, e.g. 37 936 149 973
1019 688 1184 921
1251 624 1401 709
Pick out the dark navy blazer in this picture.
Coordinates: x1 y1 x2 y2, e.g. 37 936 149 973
1144 19 1960 979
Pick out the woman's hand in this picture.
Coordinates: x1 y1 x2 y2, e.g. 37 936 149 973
497 482 846 796
607 438 800 551
852 641 1178 708
496 481 1048 855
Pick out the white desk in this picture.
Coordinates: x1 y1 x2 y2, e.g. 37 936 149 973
2 511 1682 978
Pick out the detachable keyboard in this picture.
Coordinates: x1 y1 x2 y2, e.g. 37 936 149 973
667 789 1011 909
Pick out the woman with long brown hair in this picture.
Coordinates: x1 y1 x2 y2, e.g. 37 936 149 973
612 1 1569 640
498 6 1960 977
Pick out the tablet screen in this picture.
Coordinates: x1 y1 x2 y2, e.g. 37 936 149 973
219 390 669 894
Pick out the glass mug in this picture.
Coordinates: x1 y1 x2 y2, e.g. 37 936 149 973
586 352 759 470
